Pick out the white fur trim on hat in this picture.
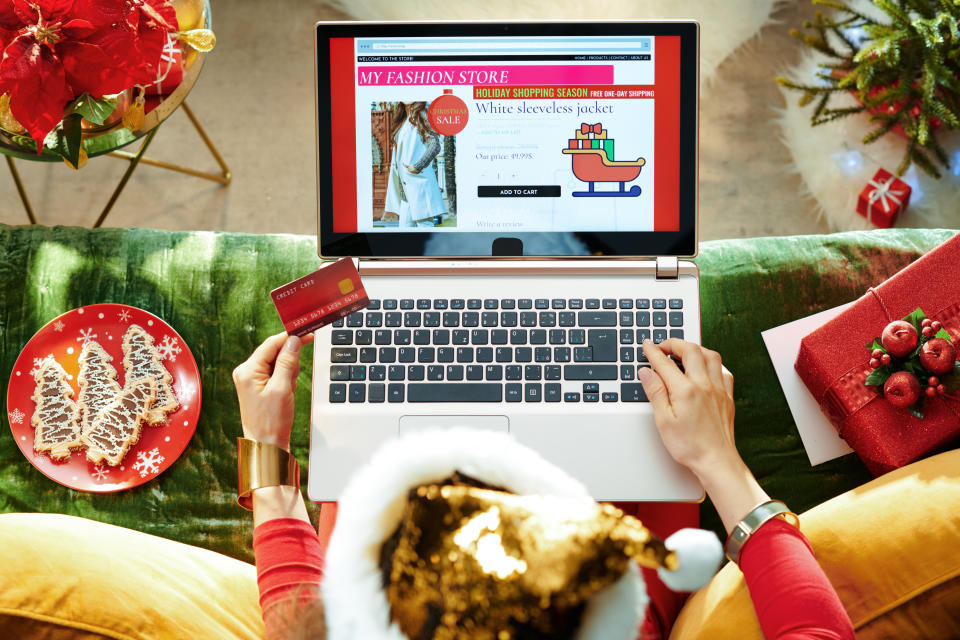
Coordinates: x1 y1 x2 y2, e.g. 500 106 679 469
322 427 647 640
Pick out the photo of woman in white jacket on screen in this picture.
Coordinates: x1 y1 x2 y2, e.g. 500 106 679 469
384 101 448 228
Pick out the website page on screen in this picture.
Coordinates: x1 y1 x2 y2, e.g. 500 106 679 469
328 35 681 234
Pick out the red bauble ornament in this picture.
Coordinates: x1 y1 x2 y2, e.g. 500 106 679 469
919 338 956 375
428 90 469 136
881 320 918 357
883 371 922 408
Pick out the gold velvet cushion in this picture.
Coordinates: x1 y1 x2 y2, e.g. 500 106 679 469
670 448 960 639
0 513 264 640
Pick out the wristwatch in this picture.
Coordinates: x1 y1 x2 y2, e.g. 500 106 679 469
724 499 799 564
236 437 300 510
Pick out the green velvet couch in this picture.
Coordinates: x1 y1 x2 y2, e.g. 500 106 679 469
1 223 956 563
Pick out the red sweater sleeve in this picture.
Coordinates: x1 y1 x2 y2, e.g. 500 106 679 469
739 518 855 640
253 517 326 631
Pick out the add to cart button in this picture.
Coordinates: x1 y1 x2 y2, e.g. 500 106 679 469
477 185 561 197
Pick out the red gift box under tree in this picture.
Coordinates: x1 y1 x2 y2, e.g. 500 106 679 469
856 168 911 228
795 232 960 476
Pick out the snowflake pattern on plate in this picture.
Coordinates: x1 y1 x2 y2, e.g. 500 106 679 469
132 447 165 478
9 408 25 425
77 328 98 343
157 335 182 362
90 465 110 481
117 309 131 323
30 354 55 377
53 320 65 332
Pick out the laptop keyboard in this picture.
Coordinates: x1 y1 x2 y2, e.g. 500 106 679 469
326 297 685 404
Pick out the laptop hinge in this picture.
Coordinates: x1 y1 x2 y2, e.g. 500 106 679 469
655 256 679 280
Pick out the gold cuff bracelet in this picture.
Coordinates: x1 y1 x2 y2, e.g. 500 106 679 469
236 437 300 511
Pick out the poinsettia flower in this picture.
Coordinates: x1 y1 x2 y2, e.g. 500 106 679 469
0 0 176 152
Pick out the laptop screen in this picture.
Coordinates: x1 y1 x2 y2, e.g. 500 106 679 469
316 22 698 258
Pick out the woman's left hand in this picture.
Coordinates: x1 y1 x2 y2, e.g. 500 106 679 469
404 163 421 174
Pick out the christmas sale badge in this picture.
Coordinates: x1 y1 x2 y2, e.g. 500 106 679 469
271 258 369 337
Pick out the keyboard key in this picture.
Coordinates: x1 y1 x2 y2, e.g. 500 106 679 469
462 312 479 327
388 383 404 402
574 347 593 362
496 347 512 363
433 299 448 310
432 329 450 345
518 299 533 309
365 312 383 327
636 299 650 309
332 318 344 328
349 383 365 403
559 312 576 327
653 312 667 327
481 312 498 327
545 365 562 380
446 365 464 381
385 312 402 327
501 299 516 309
329 384 346 403
510 329 527 345
491 330 508 345
501 312 518 327
584 392 599 403
569 299 583 309
588 329 618 362
653 329 668 343
636 329 651 343
442 312 460 327
506 365 522 381
349 365 366 381
545 383 562 402
423 312 440 327
485 365 503 380
417 299 431 310
619 311 634 327
437 348 454 363
414 330 431 345
554 347 571 362
404 312 421 327
369 365 386 381
355 330 372 345
453 330 469 345
539 312 557 327
669 299 683 309
383 299 398 310
586 299 600 309
535 299 549 309
620 330 634 345
451 299 465 309
621 383 648 402
670 329 685 339
418 347 435 363
565 364 618 380
330 365 349 381
669 312 684 327
466 365 484 380
578 311 617 327
331 348 357 363
360 348 376 363
520 312 538 327
467 299 482 310
398 346 415 362
551 299 566 309
525 383 542 402
602 298 617 309
456 347 474 363
636 312 651 326
401 299 414 310
583 382 599 393
549 329 566 345
484 299 498 309
530 329 547 345
621 365 635 381
636 347 648 363
369 383 385 403
534 347 551 363
388 365 405 381
525 365 542 380
331 331 352 345
515 347 532 363
569 330 586 345
653 299 667 309
408 365 425 381
427 365 444 381
347 312 363 327
619 298 633 309
476 347 494 362
368 299 381 310
471 329 488 345
375 330 391 345
506 383 522 402
602 392 618 402
564 392 581 402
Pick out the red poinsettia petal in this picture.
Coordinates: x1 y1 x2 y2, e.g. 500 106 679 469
1 35 71 151
141 0 175 31
0 1 21 31
69 0 122 29
11 0 37 24
61 18 95 39
59 39 129 95
33 0 76 22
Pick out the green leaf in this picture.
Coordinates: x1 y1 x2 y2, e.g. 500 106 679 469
865 338 885 352
67 93 118 126
903 307 927 335
865 365 894 387
935 327 951 340
56 113 83 167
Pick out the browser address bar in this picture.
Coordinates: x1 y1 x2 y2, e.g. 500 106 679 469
368 41 648 50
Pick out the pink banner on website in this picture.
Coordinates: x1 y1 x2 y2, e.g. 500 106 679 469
357 65 614 85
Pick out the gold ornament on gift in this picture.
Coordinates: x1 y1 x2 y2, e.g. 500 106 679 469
384 483 677 640
122 93 146 131
178 29 216 52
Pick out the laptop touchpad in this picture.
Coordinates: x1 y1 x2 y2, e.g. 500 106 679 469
399 415 509 436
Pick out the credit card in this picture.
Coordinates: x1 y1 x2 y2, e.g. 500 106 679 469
270 257 369 337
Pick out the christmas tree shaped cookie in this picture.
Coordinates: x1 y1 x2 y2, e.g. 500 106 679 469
77 340 122 434
31 358 82 460
122 324 179 424
82 377 157 467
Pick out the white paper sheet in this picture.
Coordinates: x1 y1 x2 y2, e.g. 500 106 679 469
761 304 855 466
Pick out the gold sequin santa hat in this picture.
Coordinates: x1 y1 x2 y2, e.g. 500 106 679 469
322 428 723 640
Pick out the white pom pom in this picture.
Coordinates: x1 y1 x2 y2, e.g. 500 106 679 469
656 528 724 592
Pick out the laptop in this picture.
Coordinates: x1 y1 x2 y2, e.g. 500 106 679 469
309 20 703 502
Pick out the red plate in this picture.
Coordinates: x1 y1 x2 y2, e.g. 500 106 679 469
6 304 201 492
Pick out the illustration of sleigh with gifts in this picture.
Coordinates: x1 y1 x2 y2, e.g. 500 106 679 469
562 123 645 197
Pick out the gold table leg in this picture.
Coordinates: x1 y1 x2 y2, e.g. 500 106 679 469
93 128 159 228
5 156 37 225
106 100 232 185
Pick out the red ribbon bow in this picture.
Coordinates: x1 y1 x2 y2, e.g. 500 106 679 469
580 122 603 135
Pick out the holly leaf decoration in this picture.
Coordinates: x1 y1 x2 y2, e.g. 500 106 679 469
903 307 927 335
67 93 117 125
865 338 886 352
55 113 83 167
865 364 895 387
935 327 952 341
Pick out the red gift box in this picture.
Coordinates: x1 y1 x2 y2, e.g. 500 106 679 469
856 168 911 228
145 41 184 96
795 232 960 476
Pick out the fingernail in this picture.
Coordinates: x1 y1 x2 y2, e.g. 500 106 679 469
637 366 653 383
284 335 301 352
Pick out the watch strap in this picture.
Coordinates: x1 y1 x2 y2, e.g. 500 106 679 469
724 499 799 564
236 437 300 511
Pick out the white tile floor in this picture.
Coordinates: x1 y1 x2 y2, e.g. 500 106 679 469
0 0 831 240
